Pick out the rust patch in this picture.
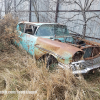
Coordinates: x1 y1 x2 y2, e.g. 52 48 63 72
78 38 100 46
34 37 84 64
36 37 83 55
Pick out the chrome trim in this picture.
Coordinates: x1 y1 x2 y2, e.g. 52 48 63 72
35 44 100 74
58 61 100 74
72 63 100 74
58 62 70 69
71 60 85 64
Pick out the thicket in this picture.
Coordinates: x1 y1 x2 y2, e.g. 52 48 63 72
0 14 18 53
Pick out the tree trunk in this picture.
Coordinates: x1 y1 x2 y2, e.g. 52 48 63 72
82 11 87 38
5 0 7 14
29 0 31 22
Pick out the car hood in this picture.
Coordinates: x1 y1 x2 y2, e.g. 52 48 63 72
35 37 83 64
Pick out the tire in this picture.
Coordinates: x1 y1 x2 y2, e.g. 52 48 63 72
37 54 58 70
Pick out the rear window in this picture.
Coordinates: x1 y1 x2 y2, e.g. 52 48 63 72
19 23 25 32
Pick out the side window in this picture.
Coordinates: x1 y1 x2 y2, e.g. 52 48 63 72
19 23 25 32
25 24 33 35
25 24 37 35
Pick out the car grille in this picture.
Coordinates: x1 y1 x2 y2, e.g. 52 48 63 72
71 56 100 71
81 56 100 67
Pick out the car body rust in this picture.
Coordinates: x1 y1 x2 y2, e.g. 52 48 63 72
34 37 83 64
15 21 100 74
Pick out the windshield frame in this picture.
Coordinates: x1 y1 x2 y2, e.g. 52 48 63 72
34 24 69 37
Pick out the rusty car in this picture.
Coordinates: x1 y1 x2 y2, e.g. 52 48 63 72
15 21 100 74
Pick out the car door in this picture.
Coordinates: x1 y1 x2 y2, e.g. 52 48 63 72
17 23 38 55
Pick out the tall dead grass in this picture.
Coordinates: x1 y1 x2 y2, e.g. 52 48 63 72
0 14 100 100
0 14 18 53
0 49 100 100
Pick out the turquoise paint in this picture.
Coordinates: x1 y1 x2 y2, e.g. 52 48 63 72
19 33 37 55
16 22 74 65
16 23 38 55
62 52 72 64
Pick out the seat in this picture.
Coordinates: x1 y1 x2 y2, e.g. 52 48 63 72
25 28 32 35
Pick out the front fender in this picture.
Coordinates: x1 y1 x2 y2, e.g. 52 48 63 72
34 37 83 64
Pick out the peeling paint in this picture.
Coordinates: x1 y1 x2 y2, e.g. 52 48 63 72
15 22 100 74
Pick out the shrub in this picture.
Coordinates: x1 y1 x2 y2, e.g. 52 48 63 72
0 14 18 53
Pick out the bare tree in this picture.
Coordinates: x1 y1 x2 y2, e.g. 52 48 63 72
31 0 39 22
5 0 13 14
1 0 100 38
58 0 100 38
74 0 100 38
0 0 4 19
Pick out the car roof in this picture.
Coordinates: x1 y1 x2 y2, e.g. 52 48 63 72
19 21 65 26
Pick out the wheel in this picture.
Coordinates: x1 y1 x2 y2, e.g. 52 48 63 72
37 54 58 71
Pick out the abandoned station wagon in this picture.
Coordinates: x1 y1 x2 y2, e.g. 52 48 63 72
16 21 100 74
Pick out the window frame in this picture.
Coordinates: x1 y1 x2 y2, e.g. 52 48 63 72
19 23 25 33
35 24 69 37
24 24 38 35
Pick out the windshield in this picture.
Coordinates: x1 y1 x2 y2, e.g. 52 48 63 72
36 24 69 36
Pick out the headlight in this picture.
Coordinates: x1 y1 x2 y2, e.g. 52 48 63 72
73 51 84 62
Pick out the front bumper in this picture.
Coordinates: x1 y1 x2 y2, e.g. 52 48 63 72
58 56 100 74
72 63 100 74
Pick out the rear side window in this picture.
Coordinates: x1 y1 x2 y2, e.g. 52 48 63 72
25 24 33 35
25 24 37 35
19 23 25 32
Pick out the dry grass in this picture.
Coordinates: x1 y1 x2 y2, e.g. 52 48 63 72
0 14 100 100
0 48 100 100
0 13 19 53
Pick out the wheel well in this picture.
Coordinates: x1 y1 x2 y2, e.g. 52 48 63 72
38 54 58 63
